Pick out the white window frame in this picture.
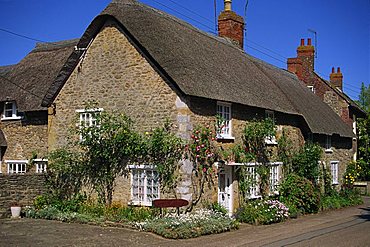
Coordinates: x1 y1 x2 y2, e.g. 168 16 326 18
76 108 103 140
265 110 277 145
129 165 160 206
34 158 48 173
330 161 339 185
6 160 28 174
325 135 333 153
227 162 282 198
269 162 281 194
307 85 315 93
1 101 22 121
216 102 233 139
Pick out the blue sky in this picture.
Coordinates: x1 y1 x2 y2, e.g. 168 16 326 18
0 0 369 100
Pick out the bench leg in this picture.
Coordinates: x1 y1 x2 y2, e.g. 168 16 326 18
177 207 180 216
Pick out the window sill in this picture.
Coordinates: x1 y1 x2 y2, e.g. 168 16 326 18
265 137 278 145
129 201 153 207
1 116 22 121
325 149 333 153
216 135 235 140
265 140 278 145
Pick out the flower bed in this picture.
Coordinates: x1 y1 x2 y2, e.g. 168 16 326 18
134 208 238 239
236 199 289 225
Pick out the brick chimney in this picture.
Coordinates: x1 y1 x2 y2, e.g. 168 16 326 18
287 38 315 80
330 67 343 91
218 0 244 48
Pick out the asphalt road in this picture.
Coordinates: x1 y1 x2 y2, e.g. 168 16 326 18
0 197 369 247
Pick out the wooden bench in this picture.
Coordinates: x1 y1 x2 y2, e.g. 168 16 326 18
153 199 189 216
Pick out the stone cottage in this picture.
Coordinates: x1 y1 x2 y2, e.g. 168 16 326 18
0 40 77 174
39 0 355 214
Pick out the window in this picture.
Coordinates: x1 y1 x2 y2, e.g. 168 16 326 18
269 163 280 193
325 135 332 152
265 110 277 144
76 108 103 140
217 102 232 138
330 161 339 185
130 165 160 206
34 159 47 173
244 164 260 198
307 85 315 93
1 101 21 120
6 160 28 174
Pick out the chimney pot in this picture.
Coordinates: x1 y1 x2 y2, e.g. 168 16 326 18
332 67 335 73
307 38 312 46
337 67 341 73
224 0 232 11
218 0 244 48
300 39 305 46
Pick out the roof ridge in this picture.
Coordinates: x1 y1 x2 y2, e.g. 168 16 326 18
33 38 80 52
108 0 245 53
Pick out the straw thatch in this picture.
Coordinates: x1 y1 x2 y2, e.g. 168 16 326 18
42 0 353 137
0 39 78 112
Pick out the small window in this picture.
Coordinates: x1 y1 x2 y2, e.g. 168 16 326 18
1 101 21 120
216 102 232 138
307 86 315 93
76 108 103 140
269 164 280 193
325 135 332 153
6 160 28 174
265 110 277 144
330 161 339 185
130 166 160 206
34 159 48 173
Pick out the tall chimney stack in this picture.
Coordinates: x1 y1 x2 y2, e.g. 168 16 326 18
330 67 343 90
218 0 244 48
287 38 315 81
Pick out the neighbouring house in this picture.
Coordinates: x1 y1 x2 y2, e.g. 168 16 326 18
0 40 77 175
287 38 366 162
38 0 355 214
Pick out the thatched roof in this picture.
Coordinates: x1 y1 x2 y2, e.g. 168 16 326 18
0 65 15 76
42 0 354 137
0 39 78 112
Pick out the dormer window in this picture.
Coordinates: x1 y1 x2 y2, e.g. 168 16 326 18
1 101 21 120
325 135 333 153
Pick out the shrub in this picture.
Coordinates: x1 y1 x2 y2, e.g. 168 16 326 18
291 143 322 184
135 208 238 239
321 188 363 210
279 174 320 214
236 199 289 225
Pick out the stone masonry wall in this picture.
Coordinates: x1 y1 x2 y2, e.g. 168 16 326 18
0 118 48 174
0 174 46 218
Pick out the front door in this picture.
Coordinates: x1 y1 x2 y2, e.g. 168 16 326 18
218 165 233 215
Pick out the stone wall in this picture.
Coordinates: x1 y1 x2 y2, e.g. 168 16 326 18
0 113 48 174
0 174 46 218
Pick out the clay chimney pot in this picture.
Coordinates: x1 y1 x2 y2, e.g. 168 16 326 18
307 38 312 46
332 67 335 73
300 39 305 46
337 67 341 73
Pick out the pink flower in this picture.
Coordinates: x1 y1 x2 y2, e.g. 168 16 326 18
203 168 207 173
